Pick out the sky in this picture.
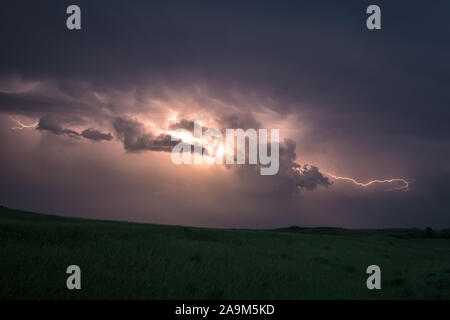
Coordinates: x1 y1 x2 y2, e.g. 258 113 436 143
0 0 449 228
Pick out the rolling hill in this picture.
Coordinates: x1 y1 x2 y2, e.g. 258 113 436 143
1 205 449 299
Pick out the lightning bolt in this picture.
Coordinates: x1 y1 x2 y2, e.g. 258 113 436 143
10 117 39 130
8 115 412 192
325 172 411 192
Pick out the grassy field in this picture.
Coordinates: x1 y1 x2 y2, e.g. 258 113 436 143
1 205 450 299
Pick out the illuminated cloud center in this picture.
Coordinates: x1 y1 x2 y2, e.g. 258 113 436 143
8 115 411 192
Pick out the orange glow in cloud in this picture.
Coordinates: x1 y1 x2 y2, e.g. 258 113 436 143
8 111 412 193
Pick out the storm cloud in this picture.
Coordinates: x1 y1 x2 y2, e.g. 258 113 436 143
37 115 113 141
112 117 176 152
0 0 449 228
81 129 113 141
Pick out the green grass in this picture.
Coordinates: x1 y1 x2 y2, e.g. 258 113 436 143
1 206 450 299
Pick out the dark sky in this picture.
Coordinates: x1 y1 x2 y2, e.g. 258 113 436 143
0 0 449 228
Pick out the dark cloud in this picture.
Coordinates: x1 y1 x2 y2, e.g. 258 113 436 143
113 117 177 152
0 90 94 117
61 128 80 137
0 92 56 115
37 115 112 141
169 119 197 132
0 0 449 227
230 138 331 196
37 115 72 135
114 116 209 154
279 139 331 192
81 129 113 141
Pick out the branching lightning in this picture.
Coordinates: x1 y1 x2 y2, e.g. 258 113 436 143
325 172 410 192
10 117 38 130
